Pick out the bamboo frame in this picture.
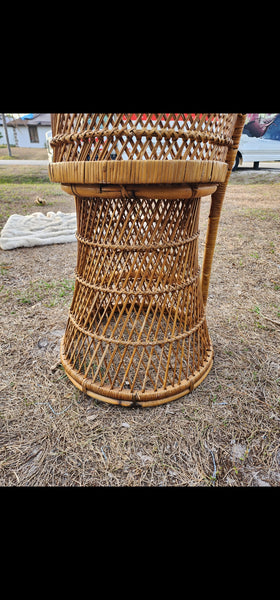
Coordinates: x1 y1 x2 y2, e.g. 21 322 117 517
48 113 246 407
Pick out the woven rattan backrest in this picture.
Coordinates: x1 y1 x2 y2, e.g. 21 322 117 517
50 113 238 163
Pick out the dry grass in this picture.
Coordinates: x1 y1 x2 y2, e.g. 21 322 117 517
0 164 279 486
0 146 48 160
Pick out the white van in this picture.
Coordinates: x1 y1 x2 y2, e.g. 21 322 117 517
233 113 280 169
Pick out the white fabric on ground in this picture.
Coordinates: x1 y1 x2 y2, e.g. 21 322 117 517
0 211 77 250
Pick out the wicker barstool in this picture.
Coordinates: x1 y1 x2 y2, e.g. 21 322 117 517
49 113 246 407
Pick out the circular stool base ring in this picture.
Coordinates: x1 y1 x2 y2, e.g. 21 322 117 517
60 338 214 408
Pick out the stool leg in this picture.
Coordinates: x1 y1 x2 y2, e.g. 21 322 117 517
201 183 226 305
201 113 247 305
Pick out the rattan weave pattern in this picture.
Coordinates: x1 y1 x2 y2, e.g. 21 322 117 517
61 194 212 406
50 113 237 163
48 113 246 406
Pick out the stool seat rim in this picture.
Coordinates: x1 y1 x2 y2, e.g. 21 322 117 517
48 159 228 185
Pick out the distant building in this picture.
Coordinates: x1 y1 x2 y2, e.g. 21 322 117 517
6 114 51 148
0 115 13 144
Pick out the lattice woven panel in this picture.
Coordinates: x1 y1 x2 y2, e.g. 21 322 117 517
50 113 237 163
61 194 213 406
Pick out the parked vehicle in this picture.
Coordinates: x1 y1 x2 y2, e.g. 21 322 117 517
233 113 280 170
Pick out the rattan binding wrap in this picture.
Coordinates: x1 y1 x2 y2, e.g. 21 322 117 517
49 113 246 407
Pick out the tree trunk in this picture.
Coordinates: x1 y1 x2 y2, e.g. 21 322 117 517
1 113 12 157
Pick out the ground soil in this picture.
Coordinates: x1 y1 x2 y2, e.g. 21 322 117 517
0 163 279 486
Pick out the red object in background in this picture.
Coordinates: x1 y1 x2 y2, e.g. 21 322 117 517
122 113 197 122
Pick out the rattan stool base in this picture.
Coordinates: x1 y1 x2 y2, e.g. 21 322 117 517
60 191 213 407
